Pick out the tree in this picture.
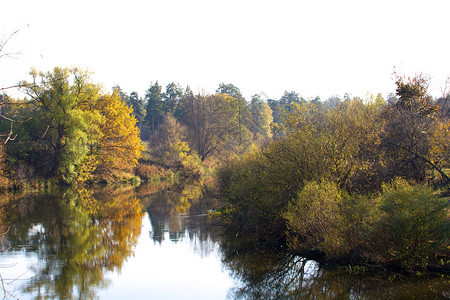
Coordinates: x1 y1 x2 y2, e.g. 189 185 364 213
393 73 436 115
181 93 237 161
249 94 273 140
144 81 163 134
0 30 30 145
163 82 183 115
279 90 304 107
216 83 251 146
151 113 189 169
19 67 143 184
381 74 448 183
267 91 305 130
129 91 145 126
87 90 144 180
20 67 102 183
113 85 130 107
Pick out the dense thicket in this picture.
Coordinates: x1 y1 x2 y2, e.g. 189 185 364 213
217 75 449 271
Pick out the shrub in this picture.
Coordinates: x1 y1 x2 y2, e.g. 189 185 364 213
180 152 204 178
284 180 346 258
216 149 289 242
373 179 449 270
135 163 171 181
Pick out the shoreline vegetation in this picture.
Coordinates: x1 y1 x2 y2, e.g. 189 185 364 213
0 66 448 273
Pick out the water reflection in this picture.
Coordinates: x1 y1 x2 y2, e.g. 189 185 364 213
220 232 450 299
0 183 448 299
1 187 143 299
141 181 222 258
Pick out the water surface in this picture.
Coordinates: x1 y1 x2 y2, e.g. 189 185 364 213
0 184 447 299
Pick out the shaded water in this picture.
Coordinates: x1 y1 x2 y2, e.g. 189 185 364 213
0 183 448 299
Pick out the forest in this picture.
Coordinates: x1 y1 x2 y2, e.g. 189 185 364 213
0 65 449 272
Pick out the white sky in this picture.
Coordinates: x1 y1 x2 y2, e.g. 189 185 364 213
1 0 449 101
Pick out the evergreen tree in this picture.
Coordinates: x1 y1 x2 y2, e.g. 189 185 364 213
144 81 163 134
129 91 145 125
163 82 183 115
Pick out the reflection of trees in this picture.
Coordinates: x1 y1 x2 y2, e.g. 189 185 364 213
221 234 449 299
2 187 143 299
221 234 316 299
143 181 223 258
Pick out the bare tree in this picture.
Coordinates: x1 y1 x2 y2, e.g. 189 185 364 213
0 30 22 144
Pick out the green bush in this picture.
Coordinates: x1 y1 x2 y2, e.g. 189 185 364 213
373 179 449 270
284 180 346 258
216 149 290 242
338 192 381 262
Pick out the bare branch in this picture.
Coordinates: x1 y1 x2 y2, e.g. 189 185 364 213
0 84 24 92
390 141 450 184
0 272 18 300
441 76 450 98
4 123 17 144
0 29 21 60
40 125 50 139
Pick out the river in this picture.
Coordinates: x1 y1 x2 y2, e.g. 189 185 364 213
0 183 448 299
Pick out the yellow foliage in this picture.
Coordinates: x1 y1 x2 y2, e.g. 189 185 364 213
74 154 99 185
77 188 99 215
98 196 143 221
90 91 145 176
429 120 450 166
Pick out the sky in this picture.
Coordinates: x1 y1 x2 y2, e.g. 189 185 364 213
1 0 449 101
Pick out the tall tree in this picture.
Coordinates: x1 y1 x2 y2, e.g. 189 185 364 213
216 83 243 99
144 81 163 134
216 83 250 146
113 85 130 107
87 91 144 180
279 90 304 107
129 91 145 126
163 82 183 115
20 67 102 182
182 93 237 161
250 94 273 140
381 73 448 183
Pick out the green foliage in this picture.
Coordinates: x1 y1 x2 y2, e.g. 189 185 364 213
218 98 386 243
163 82 183 115
129 91 145 125
275 177 448 269
144 81 163 133
284 181 344 257
284 180 381 261
218 86 449 270
373 179 449 270
217 147 291 242
19 67 102 183
11 67 143 185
